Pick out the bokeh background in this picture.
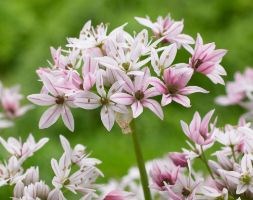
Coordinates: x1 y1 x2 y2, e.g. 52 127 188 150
0 0 253 197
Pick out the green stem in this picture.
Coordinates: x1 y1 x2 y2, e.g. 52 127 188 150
130 121 152 200
200 146 215 179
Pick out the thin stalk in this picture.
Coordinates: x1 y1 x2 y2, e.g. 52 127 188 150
130 120 152 200
200 146 215 179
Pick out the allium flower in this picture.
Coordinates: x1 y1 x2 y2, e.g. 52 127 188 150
50 47 81 70
150 44 177 76
67 20 108 53
215 67 253 122
166 172 202 200
27 73 76 131
29 17 227 134
0 82 32 119
189 34 227 84
73 71 128 131
81 56 98 91
219 154 253 194
0 156 24 186
150 66 208 107
216 68 253 105
197 186 228 200
0 134 48 162
180 109 216 145
135 15 194 49
110 67 163 119
51 135 102 197
97 36 150 76
169 152 188 168
215 127 242 147
150 160 179 191
59 135 101 167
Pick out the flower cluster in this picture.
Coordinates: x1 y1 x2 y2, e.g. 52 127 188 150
27 14 227 132
216 67 253 120
0 134 104 200
0 82 32 129
99 110 253 200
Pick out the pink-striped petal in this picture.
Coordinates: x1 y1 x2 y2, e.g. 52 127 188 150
189 112 201 132
108 81 125 97
142 99 164 120
110 93 134 105
172 94 191 107
40 74 59 96
200 109 215 134
100 106 115 131
149 77 167 94
73 91 100 110
161 94 172 106
96 70 106 97
180 120 190 138
27 94 56 106
160 44 177 67
39 105 62 129
180 86 208 95
61 105 74 132
131 101 143 118
135 17 156 30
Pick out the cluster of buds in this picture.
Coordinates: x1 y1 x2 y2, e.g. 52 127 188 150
0 134 105 200
216 67 253 120
0 82 32 129
27 14 227 132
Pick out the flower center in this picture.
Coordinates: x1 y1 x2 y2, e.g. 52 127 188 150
63 178 70 185
192 58 203 69
55 96 65 104
167 84 178 94
240 173 251 185
122 62 130 71
134 90 144 100
100 97 109 105
182 187 191 197
6 107 16 115
161 177 174 186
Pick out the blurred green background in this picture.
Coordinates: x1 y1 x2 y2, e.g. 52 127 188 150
0 0 253 198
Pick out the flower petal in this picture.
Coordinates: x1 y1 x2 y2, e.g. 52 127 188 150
100 106 115 131
110 93 133 105
39 105 61 129
61 105 74 132
142 99 164 120
131 101 143 118
27 94 56 106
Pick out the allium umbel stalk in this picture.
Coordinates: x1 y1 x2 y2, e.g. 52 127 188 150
27 14 227 199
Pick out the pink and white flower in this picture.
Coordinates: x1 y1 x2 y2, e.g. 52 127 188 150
189 34 227 84
135 15 194 49
27 73 76 131
150 67 208 107
180 110 216 146
0 82 33 119
150 44 177 76
110 68 164 119
73 71 128 131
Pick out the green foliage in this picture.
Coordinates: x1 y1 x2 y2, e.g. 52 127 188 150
0 0 253 198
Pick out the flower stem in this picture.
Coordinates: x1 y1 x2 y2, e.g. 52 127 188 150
200 146 215 179
130 120 152 200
